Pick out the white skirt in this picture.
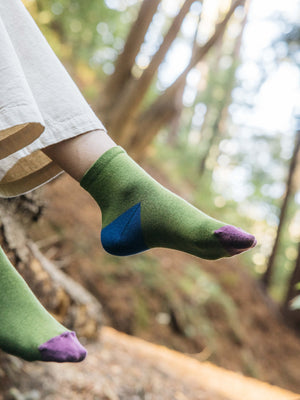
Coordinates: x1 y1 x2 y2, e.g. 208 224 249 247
0 0 106 198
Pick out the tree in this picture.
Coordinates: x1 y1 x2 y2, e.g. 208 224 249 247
198 3 248 175
127 0 245 158
99 0 199 145
262 123 300 288
0 194 102 337
283 241 300 328
31 0 247 157
98 0 162 116
0 191 103 390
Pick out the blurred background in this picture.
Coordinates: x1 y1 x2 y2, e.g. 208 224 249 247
27 0 300 310
3 0 300 396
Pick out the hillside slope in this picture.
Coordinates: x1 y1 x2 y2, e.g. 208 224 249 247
1 327 298 400
28 173 300 393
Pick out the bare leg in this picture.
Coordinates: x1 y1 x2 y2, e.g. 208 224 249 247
42 129 116 181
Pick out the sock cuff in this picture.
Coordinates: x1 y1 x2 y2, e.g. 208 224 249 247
80 146 125 191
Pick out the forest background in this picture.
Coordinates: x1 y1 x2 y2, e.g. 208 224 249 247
28 0 300 319
0 0 300 398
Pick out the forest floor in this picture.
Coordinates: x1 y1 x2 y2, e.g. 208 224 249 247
1 326 298 400
26 164 300 396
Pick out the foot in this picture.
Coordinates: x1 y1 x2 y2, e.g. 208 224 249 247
39 331 86 362
0 247 87 362
80 147 256 259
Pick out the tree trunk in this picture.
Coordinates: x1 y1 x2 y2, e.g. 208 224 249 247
97 0 161 120
0 193 101 391
108 0 198 145
283 241 300 329
167 11 202 147
0 194 102 339
130 77 187 159
129 0 244 157
262 127 300 287
199 2 249 175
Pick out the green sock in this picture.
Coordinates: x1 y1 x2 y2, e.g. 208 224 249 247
0 247 87 362
80 147 256 260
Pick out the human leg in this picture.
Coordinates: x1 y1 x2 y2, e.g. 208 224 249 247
43 129 116 181
0 246 86 362
43 130 256 260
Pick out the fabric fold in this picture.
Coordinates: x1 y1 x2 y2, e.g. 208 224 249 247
0 13 46 158
0 0 106 197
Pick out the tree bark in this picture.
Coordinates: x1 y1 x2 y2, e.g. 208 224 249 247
98 0 161 119
182 0 244 77
0 194 102 339
283 241 300 329
262 128 300 287
199 2 248 175
130 77 187 159
108 0 198 145
129 0 244 157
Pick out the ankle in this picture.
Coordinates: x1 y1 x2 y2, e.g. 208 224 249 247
43 130 116 181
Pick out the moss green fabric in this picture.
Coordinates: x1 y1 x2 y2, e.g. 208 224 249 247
0 247 66 361
80 146 237 260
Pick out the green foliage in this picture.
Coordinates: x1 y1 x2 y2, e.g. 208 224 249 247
35 0 138 75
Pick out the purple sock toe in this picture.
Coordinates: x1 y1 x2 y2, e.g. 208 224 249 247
214 225 257 256
38 331 87 363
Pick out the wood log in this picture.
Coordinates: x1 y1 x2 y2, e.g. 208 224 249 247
0 194 102 339
0 193 102 395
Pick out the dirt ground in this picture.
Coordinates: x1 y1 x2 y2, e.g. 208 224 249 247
27 172 300 394
1 327 299 400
